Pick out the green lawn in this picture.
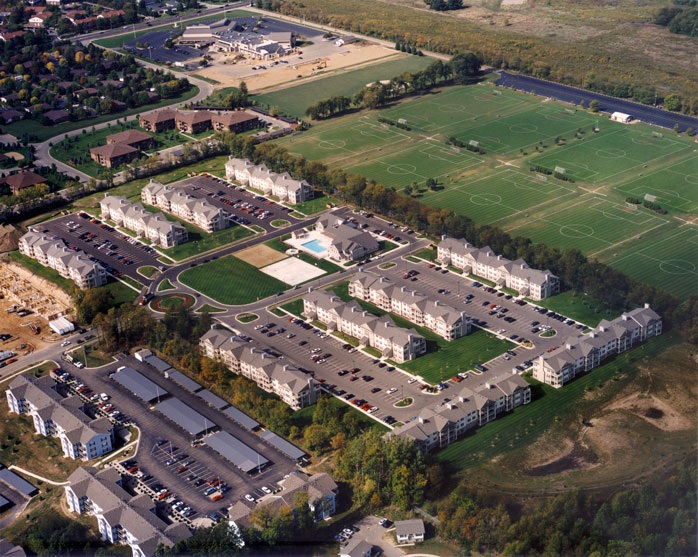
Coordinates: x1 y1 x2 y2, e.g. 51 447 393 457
179 255 288 305
5 252 74 293
104 279 140 305
291 193 340 215
332 330 360 347
415 248 438 262
329 281 513 383
291 395 388 434
527 290 619 328
70 343 113 368
253 54 433 118
157 279 175 292
158 223 255 261
280 298 305 317
271 219 290 227
437 332 678 471
237 312 259 322
152 293 194 310
7 86 199 143
137 266 159 278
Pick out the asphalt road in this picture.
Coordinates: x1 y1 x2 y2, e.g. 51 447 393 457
496 71 698 133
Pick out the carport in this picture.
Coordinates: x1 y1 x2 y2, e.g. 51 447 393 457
112 366 168 404
259 429 306 461
155 398 216 436
203 431 269 474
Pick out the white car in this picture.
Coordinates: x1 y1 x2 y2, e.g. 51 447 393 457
407 378 417 384
261 486 272 494
386 387 397 394
100 393 109 401
244 494 255 502
61 340 71 347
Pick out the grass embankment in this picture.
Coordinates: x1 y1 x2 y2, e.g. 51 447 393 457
329 281 513 383
179 256 287 305
290 193 341 216
291 396 388 434
528 290 619 328
137 266 159 278
196 304 224 313
70 343 113 368
5 252 73 293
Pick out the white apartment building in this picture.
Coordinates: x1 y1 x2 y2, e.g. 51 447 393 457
6 375 114 461
437 236 559 300
99 195 188 248
349 272 471 340
392 372 531 451
225 157 314 204
19 229 107 289
315 215 380 262
65 466 191 557
303 290 426 364
200 328 319 410
142 180 228 233
533 304 662 388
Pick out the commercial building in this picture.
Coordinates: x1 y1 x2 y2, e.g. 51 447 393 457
437 236 559 300
303 290 426 364
391 372 531 451
227 470 337 529
18 230 108 288
349 272 471 340
225 157 314 205
99 195 188 247
211 111 259 133
142 180 228 232
90 143 139 169
49 316 75 335
395 519 425 544
106 129 154 151
532 304 662 388
200 328 319 410
175 111 211 134
316 215 380 262
6 375 114 461
138 109 176 133
65 466 191 557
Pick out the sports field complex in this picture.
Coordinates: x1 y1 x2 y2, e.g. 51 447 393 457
274 79 698 299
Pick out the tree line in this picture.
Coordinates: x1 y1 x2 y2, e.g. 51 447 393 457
264 0 698 114
654 5 698 36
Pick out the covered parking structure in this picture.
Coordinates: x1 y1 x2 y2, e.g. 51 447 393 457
198 389 229 410
112 366 168 404
154 398 216 437
0 468 38 497
203 431 269 474
223 406 260 431
259 429 306 462
165 369 203 393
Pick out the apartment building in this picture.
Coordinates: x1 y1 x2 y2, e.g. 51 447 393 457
315 215 380 262
303 290 426 363
225 157 314 204
532 304 662 388
6 375 114 461
65 466 192 557
99 195 188 247
349 272 471 340
19 229 107 288
138 109 176 133
437 236 559 300
90 142 138 169
392 372 531 451
211 111 259 133
228 470 337 531
200 328 319 409
175 111 211 134
142 180 228 233
106 129 154 151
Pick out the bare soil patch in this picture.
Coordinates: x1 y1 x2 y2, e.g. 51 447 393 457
525 441 599 476
606 392 692 432
236 244 287 268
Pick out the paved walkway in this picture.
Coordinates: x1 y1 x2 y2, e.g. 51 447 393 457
8 465 69 486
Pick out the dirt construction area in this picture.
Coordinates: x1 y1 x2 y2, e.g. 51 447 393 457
235 244 287 268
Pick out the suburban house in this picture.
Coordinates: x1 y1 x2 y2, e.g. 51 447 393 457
138 109 176 132
6 375 114 461
349 272 471 340
225 157 314 204
316 215 380 262
339 539 374 557
43 109 69 124
211 111 259 133
200 328 320 409
1 171 47 195
392 372 531 451
142 180 229 232
532 304 662 388
99 195 188 247
228 470 337 530
394 519 425 544
65 466 192 557
303 290 426 363
106 129 154 151
90 143 138 168
175 111 212 134
437 236 559 300
19 229 108 288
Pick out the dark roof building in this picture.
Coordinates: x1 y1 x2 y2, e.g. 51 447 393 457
1 171 47 195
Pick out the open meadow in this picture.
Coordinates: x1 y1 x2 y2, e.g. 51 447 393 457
274 80 698 298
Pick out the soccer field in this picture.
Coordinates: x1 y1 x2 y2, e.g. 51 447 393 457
615 154 698 213
529 127 690 183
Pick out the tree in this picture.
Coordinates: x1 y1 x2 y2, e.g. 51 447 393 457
330 432 346 451
303 424 330 451
449 52 482 83
664 93 682 111
293 491 314 533
589 100 599 112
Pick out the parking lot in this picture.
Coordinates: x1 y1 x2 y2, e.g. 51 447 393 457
40 213 163 285
177 175 304 234
53 355 299 518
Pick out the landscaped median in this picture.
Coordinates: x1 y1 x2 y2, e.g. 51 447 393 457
149 293 196 312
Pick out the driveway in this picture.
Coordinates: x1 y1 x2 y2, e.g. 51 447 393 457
349 515 404 557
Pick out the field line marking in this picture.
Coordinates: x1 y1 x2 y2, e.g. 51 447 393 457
588 219 671 258
608 226 698 265
503 195 595 233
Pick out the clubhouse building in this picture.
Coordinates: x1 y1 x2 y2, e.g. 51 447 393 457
303 290 426 364
349 272 471 340
142 180 229 233
437 236 559 300
19 229 108 288
225 157 313 205
200 328 320 410
532 304 662 388
100 195 188 247
315 215 380 262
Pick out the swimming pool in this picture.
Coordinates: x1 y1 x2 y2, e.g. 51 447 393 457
302 239 327 254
